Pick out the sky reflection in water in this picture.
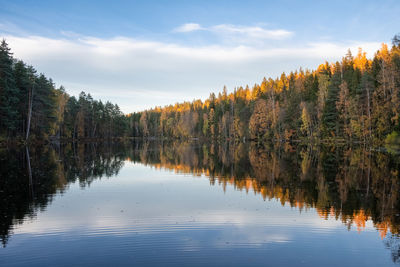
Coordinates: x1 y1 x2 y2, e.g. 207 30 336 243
0 142 399 266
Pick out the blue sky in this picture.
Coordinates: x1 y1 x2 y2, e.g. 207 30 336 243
0 0 399 112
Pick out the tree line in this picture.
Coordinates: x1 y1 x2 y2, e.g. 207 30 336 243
128 35 400 144
0 39 127 142
2 36 400 143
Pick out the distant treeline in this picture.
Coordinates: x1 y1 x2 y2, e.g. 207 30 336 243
1 36 400 143
128 35 400 144
0 39 127 142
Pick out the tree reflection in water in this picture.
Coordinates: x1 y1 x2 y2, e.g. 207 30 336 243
0 140 399 262
0 142 127 247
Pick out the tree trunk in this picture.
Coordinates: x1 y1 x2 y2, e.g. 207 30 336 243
25 84 34 141
92 123 97 138
366 85 372 140
26 146 34 198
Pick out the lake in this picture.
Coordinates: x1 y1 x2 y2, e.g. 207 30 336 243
1 141 400 266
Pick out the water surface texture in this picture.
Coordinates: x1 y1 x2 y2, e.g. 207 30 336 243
1 141 400 266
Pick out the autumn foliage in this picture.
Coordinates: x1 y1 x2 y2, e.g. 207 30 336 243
128 37 400 144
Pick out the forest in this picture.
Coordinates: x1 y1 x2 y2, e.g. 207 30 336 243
0 40 127 143
1 35 400 144
128 35 400 144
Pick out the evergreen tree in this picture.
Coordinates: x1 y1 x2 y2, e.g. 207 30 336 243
0 40 19 134
322 62 342 136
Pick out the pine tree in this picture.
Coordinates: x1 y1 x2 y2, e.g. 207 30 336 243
30 75 57 137
0 40 19 134
322 62 342 137
336 81 350 138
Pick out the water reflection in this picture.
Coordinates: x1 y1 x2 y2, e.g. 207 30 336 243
1 141 400 264
0 143 127 247
129 141 400 238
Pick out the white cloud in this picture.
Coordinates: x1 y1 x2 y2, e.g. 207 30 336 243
210 24 293 40
3 34 382 113
173 23 203 33
174 23 293 41
0 21 28 35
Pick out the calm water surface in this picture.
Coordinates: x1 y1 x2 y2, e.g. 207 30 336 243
1 141 400 266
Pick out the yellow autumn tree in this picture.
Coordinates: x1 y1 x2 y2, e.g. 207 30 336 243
249 99 268 139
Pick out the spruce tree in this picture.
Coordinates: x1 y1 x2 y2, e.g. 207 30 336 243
0 40 19 134
322 62 342 136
